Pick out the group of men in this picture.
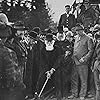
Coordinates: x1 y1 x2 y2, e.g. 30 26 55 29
57 0 100 100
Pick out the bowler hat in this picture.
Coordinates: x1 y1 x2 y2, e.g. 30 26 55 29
32 27 40 34
14 21 28 30
29 31 38 39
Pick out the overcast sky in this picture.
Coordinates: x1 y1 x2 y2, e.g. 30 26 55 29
46 0 83 22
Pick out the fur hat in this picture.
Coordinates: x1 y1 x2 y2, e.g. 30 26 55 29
45 33 54 41
0 13 12 38
0 13 13 25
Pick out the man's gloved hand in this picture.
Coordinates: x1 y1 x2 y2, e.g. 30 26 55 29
50 68 55 75
79 57 84 63
46 71 51 78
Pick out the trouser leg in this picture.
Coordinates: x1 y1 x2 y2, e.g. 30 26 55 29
77 64 88 97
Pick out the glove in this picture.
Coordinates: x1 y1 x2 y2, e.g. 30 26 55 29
46 71 51 78
79 57 84 63
50 68 55 75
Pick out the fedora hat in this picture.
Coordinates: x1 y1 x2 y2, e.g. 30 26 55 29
0 13 14 26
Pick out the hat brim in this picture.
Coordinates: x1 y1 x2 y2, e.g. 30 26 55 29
14 26 28 30
6 22 14 26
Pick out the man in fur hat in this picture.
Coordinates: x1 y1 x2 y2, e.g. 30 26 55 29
35 33 62 100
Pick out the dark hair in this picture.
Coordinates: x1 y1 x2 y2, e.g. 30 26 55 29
65 5 70 8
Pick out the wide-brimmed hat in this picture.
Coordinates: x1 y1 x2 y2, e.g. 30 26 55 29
0 13 14 26
14 21 28 30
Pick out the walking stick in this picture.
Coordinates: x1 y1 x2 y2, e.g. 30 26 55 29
38 73 51 98
31 70 55 100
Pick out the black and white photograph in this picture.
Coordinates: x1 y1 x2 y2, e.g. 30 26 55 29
0 0 100 100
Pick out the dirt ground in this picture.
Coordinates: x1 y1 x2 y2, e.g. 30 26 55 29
29 95 96 100
45 97 95 100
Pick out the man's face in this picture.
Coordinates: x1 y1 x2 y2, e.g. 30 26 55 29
57 33 65 41
66 36 72 41
65 7 70 13
45 40 55 47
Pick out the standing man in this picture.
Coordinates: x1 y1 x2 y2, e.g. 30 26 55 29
58 5 76 31
92 25 100 100
68 24 94 100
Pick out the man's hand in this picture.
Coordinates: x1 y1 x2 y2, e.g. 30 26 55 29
50 68 55 75
46 71 51 78
79 57 84 63
91 67 94 72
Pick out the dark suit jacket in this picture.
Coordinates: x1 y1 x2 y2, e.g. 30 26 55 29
58 13 76 30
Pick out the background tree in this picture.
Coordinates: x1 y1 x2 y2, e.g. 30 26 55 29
0 0 56 31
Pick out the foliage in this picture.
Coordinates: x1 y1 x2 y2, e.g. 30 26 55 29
0 0 55 31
